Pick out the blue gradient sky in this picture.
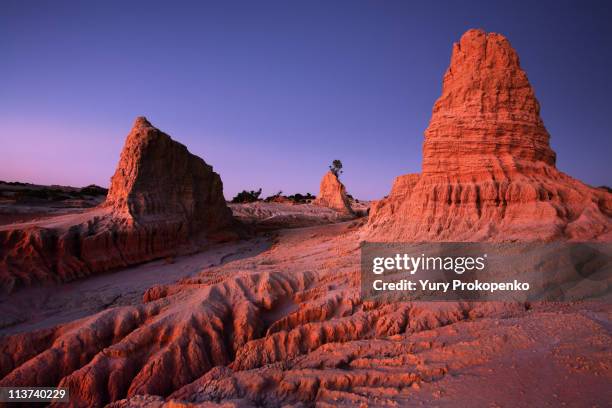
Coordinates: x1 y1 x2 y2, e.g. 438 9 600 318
1 1 611 200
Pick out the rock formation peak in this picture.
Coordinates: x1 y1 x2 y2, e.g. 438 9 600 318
133 116 152 127
366 29 611 241
423 28 556 179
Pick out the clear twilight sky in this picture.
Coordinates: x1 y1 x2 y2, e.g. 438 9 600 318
1 1 611 200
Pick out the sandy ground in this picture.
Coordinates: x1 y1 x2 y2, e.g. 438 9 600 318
0 204 609 407
0 200 360 230
229 201 357 230
0 206 111 232
0 203 96 226
0 236 270 335
0 201 354 333
106 220 610 407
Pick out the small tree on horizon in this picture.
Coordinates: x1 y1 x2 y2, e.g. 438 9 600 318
329 159 343 178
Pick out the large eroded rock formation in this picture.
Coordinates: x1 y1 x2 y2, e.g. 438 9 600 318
0 117 236 292
313 171 354 215
106 117 232 231
366 29 612 241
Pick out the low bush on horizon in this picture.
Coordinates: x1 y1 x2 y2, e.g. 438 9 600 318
233 190 316 204
231 188 263 203
263 191 316 204
286 192 315 203
264 191 284 202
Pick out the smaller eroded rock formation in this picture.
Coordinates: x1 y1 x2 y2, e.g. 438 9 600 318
0 117 237 293
313 171 354 215
366 29 612 241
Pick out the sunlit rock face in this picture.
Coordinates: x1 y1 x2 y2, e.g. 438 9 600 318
366 29 612 242
422 29 556 178
106 116 233 232
0 118 237 293
313 170 354 215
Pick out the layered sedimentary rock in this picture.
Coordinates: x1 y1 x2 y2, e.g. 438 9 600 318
366 29 612 241
313 171 354 215
0 117 236 292
106 117 232 231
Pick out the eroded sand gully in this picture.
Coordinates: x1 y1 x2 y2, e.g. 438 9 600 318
0 220 610 408
0 236 271 335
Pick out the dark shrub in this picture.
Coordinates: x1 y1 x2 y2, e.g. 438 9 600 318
287 192 315 204
264 191 283 202
232 188 262 203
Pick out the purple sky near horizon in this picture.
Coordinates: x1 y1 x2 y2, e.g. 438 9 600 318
1 1 611 200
